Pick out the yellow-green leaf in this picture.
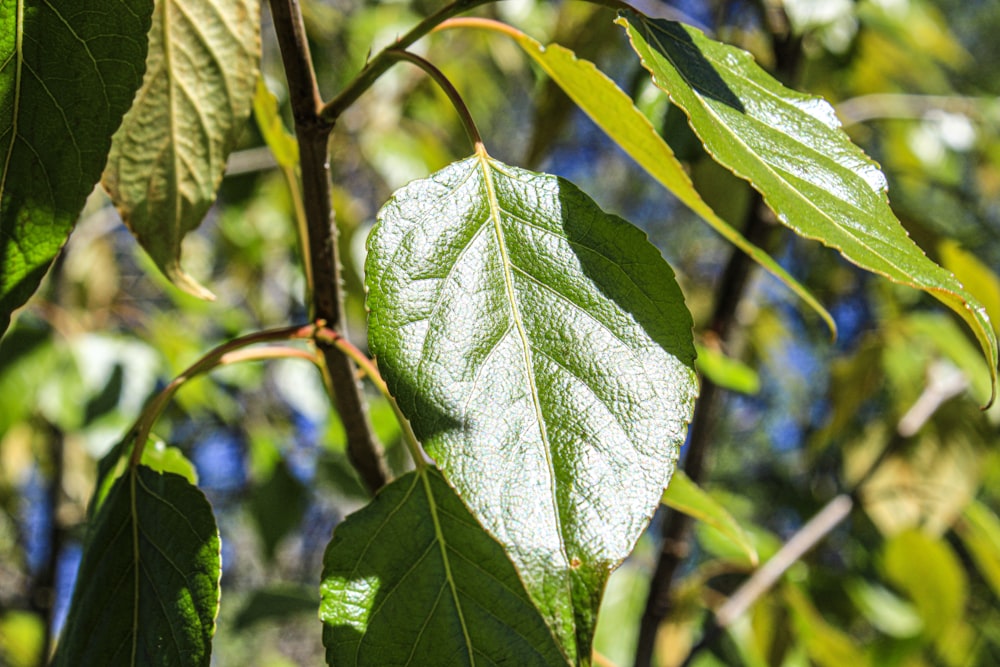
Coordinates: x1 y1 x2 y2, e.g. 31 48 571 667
662 469 758 565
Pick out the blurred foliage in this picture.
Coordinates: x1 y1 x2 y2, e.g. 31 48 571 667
2 0 999 665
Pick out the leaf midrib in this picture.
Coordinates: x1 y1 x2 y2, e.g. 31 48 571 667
476 149 568 564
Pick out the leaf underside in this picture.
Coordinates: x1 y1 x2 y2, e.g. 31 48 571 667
102 0 260 298
321 468 568 666
619 10 998 401
366 150 699 660
53 466 221 667
0 0 153 336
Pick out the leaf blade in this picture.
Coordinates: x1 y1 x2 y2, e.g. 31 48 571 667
619 10 998 401
0 0 153 335
53 466 221 667
102 0 260 298
366 150 699 659
320 468 568 666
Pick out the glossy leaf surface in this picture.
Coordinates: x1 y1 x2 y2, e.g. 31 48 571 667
320 468 567 666
463 19 833 333
619 10 998 400
102 0 260 298
366 149 698 659
0 0 153 335
53 466 221 666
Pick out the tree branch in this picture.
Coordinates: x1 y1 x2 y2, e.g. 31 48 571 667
268 0 388 493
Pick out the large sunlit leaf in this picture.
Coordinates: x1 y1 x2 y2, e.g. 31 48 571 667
451 18 833 334
366 148 699 660
0 0 153 335
320 467 567 666
619 10 998 402
53 466 221 666
102 0 260 299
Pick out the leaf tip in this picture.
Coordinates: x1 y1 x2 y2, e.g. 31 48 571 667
167 265 216 301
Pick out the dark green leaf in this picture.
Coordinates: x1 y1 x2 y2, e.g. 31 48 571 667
0 0 153 335
234 585 317 630
249 459 308 560
619 10 998 401
102 0 260 299
53 466 220 667
320 467 567 666
366 149 698 660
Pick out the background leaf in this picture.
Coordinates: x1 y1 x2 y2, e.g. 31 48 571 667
619 10 998 399
53 466 221 666
102 0 260 298
0 0 153 335
661 469 757 565
366 150 699 660
320 467 567 666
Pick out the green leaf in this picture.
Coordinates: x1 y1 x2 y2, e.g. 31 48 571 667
957 500 1000 599
366 149 699 660
468 20 834 334
320 467 568 666
234 585 317 631
881 529 967 640
661 470 757 565
252 77 297 170
694 343 760 394
618 10 999 402
53 466 221 667
102 0 260 299
0 0 153 335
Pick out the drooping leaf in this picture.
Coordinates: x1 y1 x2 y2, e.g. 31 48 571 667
53 466 221 667
0 0 153 336
459 19 833 334
366 148 699 660
618 10 998 401
102 0 260 299
880 529 967 641
252 77 297 170
661 469 757 565
957 500 1000 599
320 467 567 666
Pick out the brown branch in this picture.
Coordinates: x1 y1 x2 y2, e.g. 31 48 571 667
268 0 388 493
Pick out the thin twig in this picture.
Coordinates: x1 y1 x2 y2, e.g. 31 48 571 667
269 0 388 492
385 49 483 147
130 324 317 466
320 0 496 123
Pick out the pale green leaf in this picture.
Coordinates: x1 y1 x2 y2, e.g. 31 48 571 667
53 466 221 666
957 500 1000 599
661 469 757 565
695 343 760 394
252 77 297 169
466 20 833 334
320 468 568 666
619 11 998 402
103 0 260 299
366 149 699 660
0 0 153 335
881 529 967 638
